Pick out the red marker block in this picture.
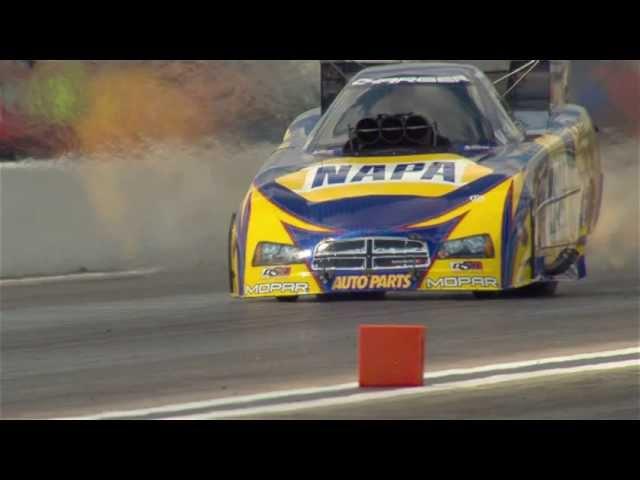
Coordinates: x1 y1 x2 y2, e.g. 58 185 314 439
358 325 425 387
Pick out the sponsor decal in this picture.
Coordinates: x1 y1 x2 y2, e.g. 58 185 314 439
332 273 413 291
468 194 485 202
351 75 469 86
450 261 483 271
463 145 492 151
426 276 498 288
304 161 465 191
262 266 292 277
245 282 309 295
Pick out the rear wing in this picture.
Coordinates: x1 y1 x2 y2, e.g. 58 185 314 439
320 60 570 114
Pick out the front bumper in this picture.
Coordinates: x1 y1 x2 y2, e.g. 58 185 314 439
240 233 502 298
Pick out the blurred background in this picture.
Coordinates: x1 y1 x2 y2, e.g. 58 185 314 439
0 60 637 280
1 60 637 161
0 60 320 159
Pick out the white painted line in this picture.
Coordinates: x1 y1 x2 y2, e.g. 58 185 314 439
60 382 360 420
167 359 640 420
59 346 640 420
423 347 640 379
0 268 163 287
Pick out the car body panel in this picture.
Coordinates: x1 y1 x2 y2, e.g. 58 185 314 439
230 63 602 299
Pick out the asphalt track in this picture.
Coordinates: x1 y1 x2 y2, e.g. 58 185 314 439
247 366 640 420
1 259 638 419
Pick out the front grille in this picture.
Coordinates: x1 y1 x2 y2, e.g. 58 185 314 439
315 239 366 256
373 256 429 269
312 257 366 270
311 237 430 271
373 239 426 254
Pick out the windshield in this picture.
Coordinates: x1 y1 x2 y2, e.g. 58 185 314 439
311 78 503 151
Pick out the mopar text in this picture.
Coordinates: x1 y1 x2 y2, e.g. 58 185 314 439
246 282 309 295
426 276 498 289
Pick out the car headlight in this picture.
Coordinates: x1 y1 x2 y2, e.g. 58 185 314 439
253 242 309 266
437 234 495 259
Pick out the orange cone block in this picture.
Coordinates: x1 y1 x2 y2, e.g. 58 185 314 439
358 325 425 387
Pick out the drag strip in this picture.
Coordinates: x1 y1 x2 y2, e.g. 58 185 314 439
0 268 162 287
254 365 640 420
1 263 638 419
63 347 639 420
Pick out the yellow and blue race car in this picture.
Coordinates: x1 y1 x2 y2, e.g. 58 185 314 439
229 60 603 301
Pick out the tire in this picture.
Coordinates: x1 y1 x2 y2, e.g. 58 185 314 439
472 290 502 300
472 281 558 299
357 291 387 300
316 292 386 302
515 280 558 297
277 296 299 302
227 213 237 294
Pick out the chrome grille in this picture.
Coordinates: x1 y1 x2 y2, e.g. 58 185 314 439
312 257 366 270
311 237 430 271
372 238 427 254
315 239 366 256
373 256 429 269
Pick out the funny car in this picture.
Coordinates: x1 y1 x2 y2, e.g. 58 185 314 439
228 60 602 300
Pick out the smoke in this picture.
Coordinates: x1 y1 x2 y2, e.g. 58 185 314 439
587 131 640 276
65 61 320 276
76 139 276 273
571 61 640 277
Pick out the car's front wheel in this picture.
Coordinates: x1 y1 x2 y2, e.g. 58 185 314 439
473 281 558 299
472 290 501 300
277 296 299 302
316 292 386 301
516 280 558 297
228 213 237 295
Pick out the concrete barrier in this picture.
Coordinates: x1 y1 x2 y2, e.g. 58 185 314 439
0 142 271 279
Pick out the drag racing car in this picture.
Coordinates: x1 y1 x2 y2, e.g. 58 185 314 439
228 60 603 301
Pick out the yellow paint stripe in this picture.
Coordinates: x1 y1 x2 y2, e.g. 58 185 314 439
511 172 524 218
251 186 332 233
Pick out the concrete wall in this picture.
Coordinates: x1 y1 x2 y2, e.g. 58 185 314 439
0 142 271 278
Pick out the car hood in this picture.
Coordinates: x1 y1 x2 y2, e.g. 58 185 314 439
254 152 512 230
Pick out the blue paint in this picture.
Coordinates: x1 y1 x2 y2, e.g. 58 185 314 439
311 165 351 188
237 194 252 296
577 255 587 278
533 256 546 279
500 183 514 289
351 165 387 183
258 174 508 230
502 182 535 289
